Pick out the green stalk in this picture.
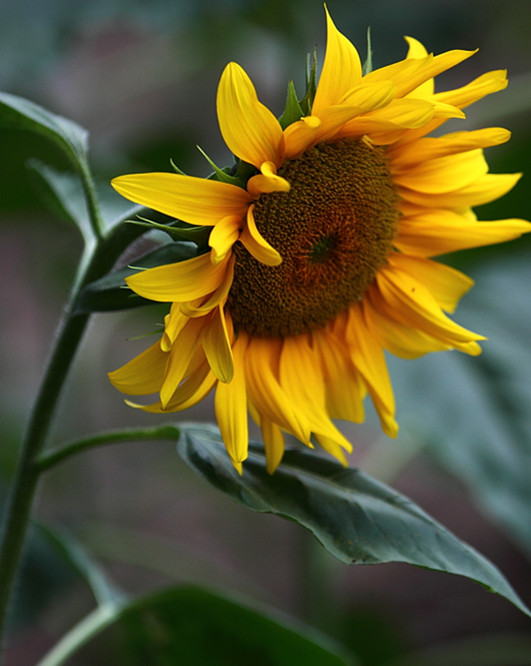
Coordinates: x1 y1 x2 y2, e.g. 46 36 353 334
0 306 90 641
0 166 147 650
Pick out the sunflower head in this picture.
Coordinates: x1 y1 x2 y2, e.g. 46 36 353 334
109 8 530 474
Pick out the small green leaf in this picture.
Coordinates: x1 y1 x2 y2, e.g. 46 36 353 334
362 28 373 75
74 241 202 313
38 586 353 666
0 92 88 168
300 50 317 115
178 424 531 618
279 81 304 129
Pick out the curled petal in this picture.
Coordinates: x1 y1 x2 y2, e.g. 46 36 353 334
247 161 291 197
209 215 242 265
240 204 282 266
283 116 321 160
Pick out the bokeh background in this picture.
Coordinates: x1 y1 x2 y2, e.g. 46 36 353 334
1 0 531 664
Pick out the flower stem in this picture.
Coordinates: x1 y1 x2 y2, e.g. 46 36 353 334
35 425 181 473
0 311 90 640
0 217 148 649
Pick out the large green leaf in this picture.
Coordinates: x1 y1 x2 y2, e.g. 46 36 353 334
28 159 152 238
38 586 353 666
0 92 88 168
177 424 530 617
390 254 531 557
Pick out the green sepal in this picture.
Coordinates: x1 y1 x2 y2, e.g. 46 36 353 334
195 145 243 186
278 81 304 130
126 216 211 246
362 28 373 75
73 241 202 314
177 424 531 618
300 49 318 115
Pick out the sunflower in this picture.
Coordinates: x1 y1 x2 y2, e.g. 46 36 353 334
109 9 530 473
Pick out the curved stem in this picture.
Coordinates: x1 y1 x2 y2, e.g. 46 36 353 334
36 603 121 666
0 311 90 638
0 218 149 645
35 425 181 473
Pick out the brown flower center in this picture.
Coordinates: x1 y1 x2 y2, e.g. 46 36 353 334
227 138 400 337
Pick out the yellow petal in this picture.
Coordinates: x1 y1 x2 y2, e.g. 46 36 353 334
395 211 531 257
208 215 241 265
244 336 311 444
160 318 206 408
279 335 352 444
108 340 167 395
341 98 455 136
345 303 398 438
386 253 474 313
161 302 189 351
312 327 365 422
111 172 250 225
389 128 511 168
393 149 488 193
180 256 234 317
312 6 362 115
261 418 286 474
202 306 234 383
217 62 283 168
404 37 433 99
314 434 349 466
240 204 282 266
126 253 229 302
375 266 485 348
247 161 291 197
138 363 216 413
399 172 522 209
283 116 321 160
364 289 452 359
435 69 508 109
215 333 249 465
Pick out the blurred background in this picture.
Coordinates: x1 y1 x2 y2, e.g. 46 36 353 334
1 0 530 664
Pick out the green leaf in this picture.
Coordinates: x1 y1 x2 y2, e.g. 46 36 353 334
38 586 352 666
177 423 531 617
0 91 88 168
74 241 202 313
28 160 151 241
279 81 304 130
36 523 123 607
27 160 93 245
391 254 531 558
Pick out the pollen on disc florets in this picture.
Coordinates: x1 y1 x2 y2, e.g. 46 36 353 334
227 138 400 337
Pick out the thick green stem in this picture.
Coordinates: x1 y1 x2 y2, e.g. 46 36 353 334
0 311 90 640
0 215 148 651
